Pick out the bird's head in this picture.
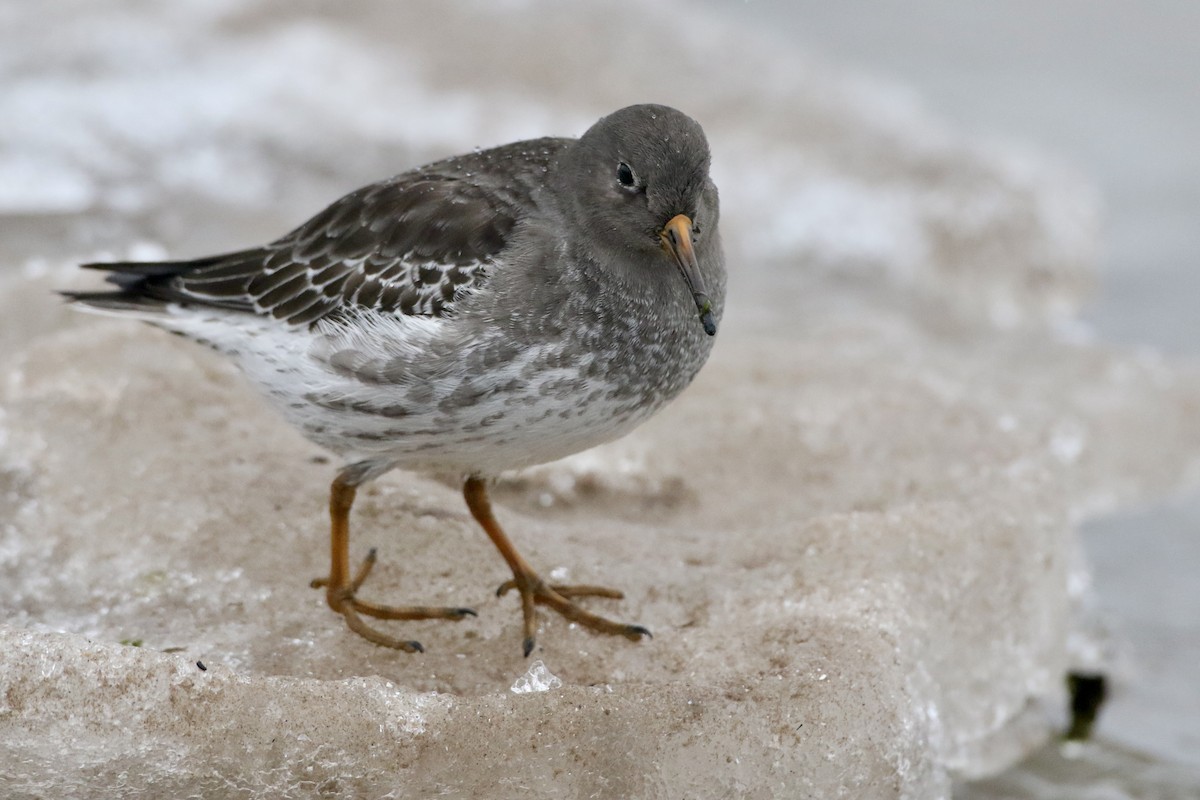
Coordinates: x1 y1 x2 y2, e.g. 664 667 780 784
557 104 721 337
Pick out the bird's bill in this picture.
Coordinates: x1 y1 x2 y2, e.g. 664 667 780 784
659 214 717 336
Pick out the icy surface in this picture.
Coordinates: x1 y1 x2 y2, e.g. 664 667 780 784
510 661 563 695
2 1 1199 798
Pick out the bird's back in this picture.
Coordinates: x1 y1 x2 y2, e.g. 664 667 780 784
67 136 572 328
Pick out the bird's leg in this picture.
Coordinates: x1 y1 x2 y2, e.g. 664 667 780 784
463 476 650 657
311 473 476 652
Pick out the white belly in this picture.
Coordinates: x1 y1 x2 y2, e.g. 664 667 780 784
155 307 668 477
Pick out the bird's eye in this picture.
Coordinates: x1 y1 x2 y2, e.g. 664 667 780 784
616 162 636 189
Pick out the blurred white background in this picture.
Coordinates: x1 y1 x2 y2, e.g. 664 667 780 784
702 0 1200 355
698 1 1200 789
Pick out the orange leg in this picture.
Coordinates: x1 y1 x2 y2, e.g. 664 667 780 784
463 476 650 657
311 474 475 652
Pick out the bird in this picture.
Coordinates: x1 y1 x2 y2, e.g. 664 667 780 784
65 103 725 657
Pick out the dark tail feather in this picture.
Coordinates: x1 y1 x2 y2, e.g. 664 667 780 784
81 251 250 287
80 259 197 274
70 249 263 312
60 289 171 313
67 259 199 312
79 261 181 292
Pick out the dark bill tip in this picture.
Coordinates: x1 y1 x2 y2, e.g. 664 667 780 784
693 292 717 336
660 214 718 337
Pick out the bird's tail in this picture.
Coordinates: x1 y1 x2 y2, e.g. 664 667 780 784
62 251 258 315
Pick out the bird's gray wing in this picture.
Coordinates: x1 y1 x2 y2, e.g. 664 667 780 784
76 137 569 326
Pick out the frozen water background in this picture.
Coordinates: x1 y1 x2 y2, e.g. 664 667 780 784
1 1 1198 797
701 3 1200 795
707 0 1200 359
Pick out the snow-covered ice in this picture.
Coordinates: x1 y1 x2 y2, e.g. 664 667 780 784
2 1 1199 797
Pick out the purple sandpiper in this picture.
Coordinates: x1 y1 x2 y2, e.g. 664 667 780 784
66 104 725 657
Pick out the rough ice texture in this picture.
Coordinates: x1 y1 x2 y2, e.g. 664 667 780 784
2 1 1199 798
510 661 563 694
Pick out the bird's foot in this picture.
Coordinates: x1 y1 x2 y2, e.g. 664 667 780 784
311 548 476 653
496 573 651 657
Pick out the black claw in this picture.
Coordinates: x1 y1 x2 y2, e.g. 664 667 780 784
409 640 425 654
630 625 652 640
522 637 535 658
496 584 509 597
455 608 478 618
366 547 378 562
